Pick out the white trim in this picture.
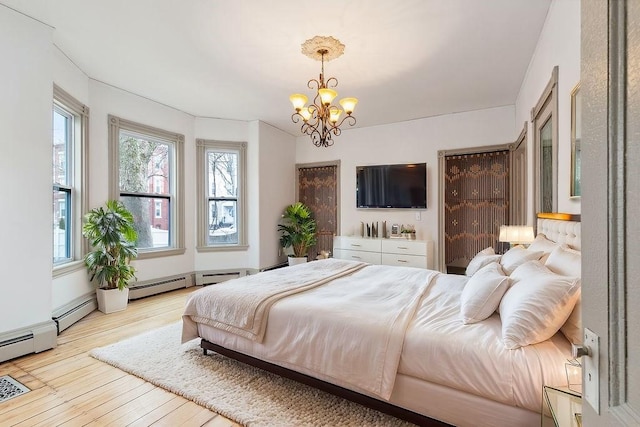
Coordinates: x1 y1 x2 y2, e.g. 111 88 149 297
0 321 57 363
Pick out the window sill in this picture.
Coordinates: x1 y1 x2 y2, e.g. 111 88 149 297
136 248 187 260
197 245 249 253
53 260 86 278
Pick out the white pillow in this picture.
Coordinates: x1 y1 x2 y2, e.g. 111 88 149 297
527 233 559 263
460 263 511 324
500 260 581 349
528 233 559 254
561 293 583 345
499 246 544 275
465 247 501 276
544 245 582 344
545 245 581 277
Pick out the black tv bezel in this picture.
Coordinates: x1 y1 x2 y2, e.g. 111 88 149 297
355 162 427 209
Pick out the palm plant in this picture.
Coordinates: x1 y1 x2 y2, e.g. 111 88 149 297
83 200 138 290
278 202 317 258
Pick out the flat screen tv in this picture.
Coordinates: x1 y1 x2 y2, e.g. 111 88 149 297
356 163 427 209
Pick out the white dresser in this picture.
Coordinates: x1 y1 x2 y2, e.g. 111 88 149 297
333 236 433 269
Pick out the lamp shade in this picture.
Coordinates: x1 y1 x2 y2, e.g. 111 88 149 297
289 94 308 111
299 107 312 121
339 97 358 114
329 108 342 123
318 88 338 105
498 225 535 244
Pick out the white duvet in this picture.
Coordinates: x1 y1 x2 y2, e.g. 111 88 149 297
183 261 571 412
183 260 439 399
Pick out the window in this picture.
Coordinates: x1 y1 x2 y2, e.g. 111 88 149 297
532 66 558 216
108 115 184 258
510 123 527 225
53 85 89 275
196 139 247 250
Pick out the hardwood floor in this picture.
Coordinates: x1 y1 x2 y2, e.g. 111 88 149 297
0 287 241 427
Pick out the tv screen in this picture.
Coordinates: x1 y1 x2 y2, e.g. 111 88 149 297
356 163 427 209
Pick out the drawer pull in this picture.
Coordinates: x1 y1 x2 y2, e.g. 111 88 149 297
397 246 409 250
350 244 362 247
397 259 408 263
351 256 361 259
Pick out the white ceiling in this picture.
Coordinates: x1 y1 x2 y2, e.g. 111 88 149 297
4 0 552 136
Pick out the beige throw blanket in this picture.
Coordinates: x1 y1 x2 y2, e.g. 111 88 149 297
182 258 367 343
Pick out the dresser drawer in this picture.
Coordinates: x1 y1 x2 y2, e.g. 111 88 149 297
381 239 427 256
333 236 382 252
381 253 427 268
334 248 382 264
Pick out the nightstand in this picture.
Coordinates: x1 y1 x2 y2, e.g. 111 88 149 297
541 385 582 427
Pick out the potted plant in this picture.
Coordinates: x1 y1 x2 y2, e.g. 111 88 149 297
278 202 317 266
401 224 417 240
83 200 138 313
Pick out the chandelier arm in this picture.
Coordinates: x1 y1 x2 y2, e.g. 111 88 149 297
334 114 357 129
307 78 321 91
291 112 303 124
325 76 339 88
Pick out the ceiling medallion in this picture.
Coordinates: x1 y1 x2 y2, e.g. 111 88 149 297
289 36 358 148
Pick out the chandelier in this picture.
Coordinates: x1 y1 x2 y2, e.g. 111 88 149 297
289 36 358 147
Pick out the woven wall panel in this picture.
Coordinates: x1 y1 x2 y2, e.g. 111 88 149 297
298 165 337 260
444 150 510 265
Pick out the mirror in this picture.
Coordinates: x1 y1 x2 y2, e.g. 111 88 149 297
570 83 581 197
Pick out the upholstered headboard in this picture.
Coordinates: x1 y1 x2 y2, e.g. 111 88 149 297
536 213 581 251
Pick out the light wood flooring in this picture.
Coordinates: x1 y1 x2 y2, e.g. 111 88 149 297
0 287 241 427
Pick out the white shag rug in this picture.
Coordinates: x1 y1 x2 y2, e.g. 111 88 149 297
90 322 415 427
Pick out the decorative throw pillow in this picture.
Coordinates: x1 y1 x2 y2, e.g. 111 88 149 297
465 247 501 276
460 263 511 324
500 260 581 349
499 246 544 275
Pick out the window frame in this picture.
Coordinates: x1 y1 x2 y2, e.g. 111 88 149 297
108 115 185 259
531 66 559 217
196 139 248 251
53 85 89 277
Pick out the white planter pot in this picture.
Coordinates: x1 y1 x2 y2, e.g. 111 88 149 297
288 256 308 266
96 287 129 314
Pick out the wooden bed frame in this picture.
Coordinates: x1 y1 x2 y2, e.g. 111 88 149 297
200 339 451 427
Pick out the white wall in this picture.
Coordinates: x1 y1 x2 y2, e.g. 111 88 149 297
0 7 54 333
295 106 515 266
515 0 581 221
89 81 196 281
257 122 296 268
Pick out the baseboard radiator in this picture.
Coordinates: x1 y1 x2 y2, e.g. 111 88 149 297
128 273 194 300
0 321 57 363
52 293 97 334
195 269 250 286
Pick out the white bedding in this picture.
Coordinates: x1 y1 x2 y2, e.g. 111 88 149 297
183 260 572 421
184 260 439 399
399 273 571 413
182 258 367 342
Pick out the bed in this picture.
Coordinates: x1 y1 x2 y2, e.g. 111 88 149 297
182 215 582 427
